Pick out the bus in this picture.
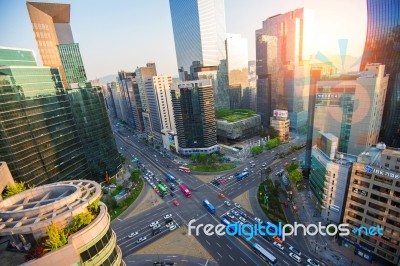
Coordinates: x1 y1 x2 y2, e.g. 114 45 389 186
178 166 191 173
166 173 177 183
203 199 216 214
252 243 277 265
157 183 167 195
236 171 249 181
179 184 191 198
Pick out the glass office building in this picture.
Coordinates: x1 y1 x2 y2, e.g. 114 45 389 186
58 43 87 85
169 0 226 74
0 47 91 185
67 83 121 181
360 0 400 148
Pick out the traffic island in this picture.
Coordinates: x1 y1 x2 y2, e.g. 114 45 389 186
257 178 288 224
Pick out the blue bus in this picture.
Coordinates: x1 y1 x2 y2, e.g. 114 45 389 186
221 216 236 234
236 171 249 181
252 243 277 265
166 173 177 183
203 199 216 214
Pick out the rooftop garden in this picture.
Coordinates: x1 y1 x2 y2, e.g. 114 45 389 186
216 108 256 122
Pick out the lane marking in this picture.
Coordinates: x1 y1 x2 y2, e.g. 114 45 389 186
228 254 235 261
217 252 222 258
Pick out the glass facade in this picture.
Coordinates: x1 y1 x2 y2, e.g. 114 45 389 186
169 0 226 73
171 80 217 150
58 43 87 86
0 47 36 67
67 84 121 181
0 65 91 185
360 0 400 148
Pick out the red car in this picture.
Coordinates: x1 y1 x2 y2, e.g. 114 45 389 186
220 178 227 184
173 200 180 206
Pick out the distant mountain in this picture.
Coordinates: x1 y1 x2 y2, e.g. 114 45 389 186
95 74 117 85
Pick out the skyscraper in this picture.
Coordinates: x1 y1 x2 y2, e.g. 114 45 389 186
171 80 219 155
313 64 388 155
27 1 87 88
256 8 314 130
360 0 400 148
0 47 91 185
169 0 226 74
225 33 249 109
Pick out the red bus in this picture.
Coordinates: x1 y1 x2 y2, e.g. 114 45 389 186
179 166 191 173
180 184 191 197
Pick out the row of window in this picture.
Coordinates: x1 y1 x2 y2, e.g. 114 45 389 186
80 228 113 263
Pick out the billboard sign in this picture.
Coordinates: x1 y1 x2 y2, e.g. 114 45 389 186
273 109 288 118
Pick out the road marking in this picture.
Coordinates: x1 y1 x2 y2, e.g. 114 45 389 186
228 254 235 261
217 252 222 258
216 242 221 247
282 259 290 265
226 244 232 250
240 257 247 264
205 240 210 245
117 218 122 221
180 259 188 262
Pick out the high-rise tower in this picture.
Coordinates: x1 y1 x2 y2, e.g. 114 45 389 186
169 0 226 74
360 0 400 148
27 2 87 88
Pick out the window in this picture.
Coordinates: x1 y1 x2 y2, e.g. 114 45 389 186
387 156 391 160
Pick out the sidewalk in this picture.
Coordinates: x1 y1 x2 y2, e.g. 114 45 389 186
290 182 381 266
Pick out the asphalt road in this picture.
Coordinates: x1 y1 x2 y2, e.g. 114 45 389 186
111 125 325 266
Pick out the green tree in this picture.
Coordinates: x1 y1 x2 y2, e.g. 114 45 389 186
210 154 218 165
285 162 299 173
198 153 208 164
87 198 100 214
44 223 68 251
288 170 303 183
129 169 141 183
3 181 32 199
266 167 273 175
190 154 198 163
251 145 263 156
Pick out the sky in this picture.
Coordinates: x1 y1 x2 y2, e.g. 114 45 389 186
0 0 367 80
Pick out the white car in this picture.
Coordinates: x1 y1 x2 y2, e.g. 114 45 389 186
109 184 117 188
164 214 172 220
136 236 147 243
149 221 159 228
224 201 231 206
232 210 239 216
239 217 246 223
169 224 177 231
238 221 244 226
289 245 302 256
128 231 138 238
244 168 248 171
166 222 174 228
234 203 241 209
254 217 261 223
261 163 266 167
226 212 235 219
273 241 284 250
289 252 301 263
228 175 234 180
307 259 318 266
152 223 161 229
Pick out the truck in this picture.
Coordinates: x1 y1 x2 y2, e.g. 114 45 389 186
235 171 249 181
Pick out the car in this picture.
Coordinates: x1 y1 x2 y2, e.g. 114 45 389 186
284 162 289 167
272 236 284 244
166 221 174 228
228 175 234 180
128 231 138 238
224 200 231 206
291 157 297 161
307 258 319 266
170 192 175 197
169 224 177 231
109 184 117 188
234 203 241 209
289 252 301 263
173 200 180 206
289 246 302 256
250 164 256 167
232 210 239 216
218 192 225 198
239 217 246 223
249 161 254 164
170 185 176 191
240 212 248 218
152 227 161 236
261 163 266 167
238 221 244 226
254 217 261 223
226 212 235 219
164 214 172 220
149 221 159 228
136 236 147 243
273 241 284 250
154 188 159 193
244 168 248 171
220 178 227 184
165 217 173 224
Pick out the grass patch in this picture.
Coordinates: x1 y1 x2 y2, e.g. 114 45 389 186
257 178 287 224
189 164 236 172
216 108 256 122
296 183 306 191
110 179 144 220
